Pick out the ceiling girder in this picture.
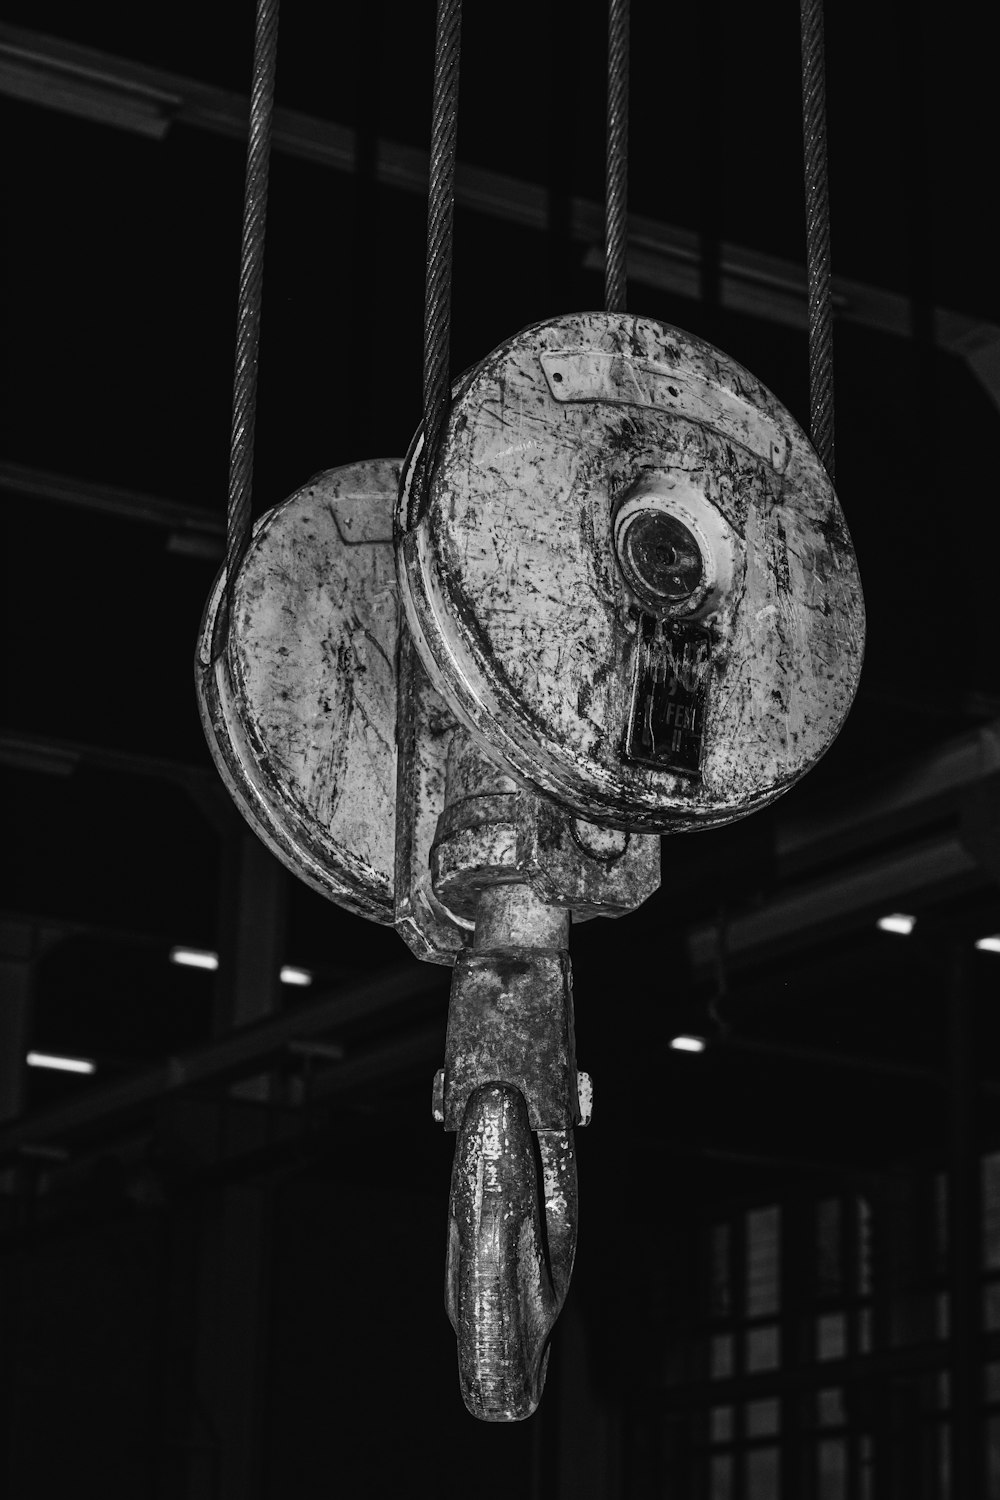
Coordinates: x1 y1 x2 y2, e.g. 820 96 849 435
687 834 983 975
2 21 998 409
0 962 445 1163
0 461 224 558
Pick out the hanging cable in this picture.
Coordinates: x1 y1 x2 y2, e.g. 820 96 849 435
421 0 463 494
799 0 835 480
223 0 280 645
604 0 630 314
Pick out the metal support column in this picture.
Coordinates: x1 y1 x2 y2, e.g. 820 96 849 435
172 831 286 1494
872 1168 937 1499
780 1198 810 1500
948 942 982 1497
0 919 35 1125
189 1183 274 1500
215 829 288 1102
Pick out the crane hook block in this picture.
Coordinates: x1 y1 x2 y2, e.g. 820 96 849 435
396 312 865 833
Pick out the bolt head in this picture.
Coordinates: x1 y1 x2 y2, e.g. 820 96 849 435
618 509 705 605
576 1071 593 1127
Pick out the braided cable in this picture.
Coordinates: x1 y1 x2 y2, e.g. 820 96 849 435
799 0 835 480
422 0 463 494
224 0 280 643
604 0 630 314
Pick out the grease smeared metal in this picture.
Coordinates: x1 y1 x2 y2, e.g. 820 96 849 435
197 316 866 1429
395 312 865 833
431 733 658 1420
394 628 469 963
445 1084 576 1422
195 459 402 920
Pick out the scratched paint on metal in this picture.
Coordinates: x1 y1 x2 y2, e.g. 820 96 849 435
427 729 660 924
196 459 400 921
538 347 791 471
394 630 470 962
517 798 660 919
443 949 577 1131
446 1083 574 1421
424 689 653 1419
396 312 865 833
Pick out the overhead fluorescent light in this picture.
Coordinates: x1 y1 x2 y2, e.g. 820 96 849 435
877 913 916 935
171 950 313 985
170 946 219 971
670 1034 707 1054
975 935 1000 953
27 1050 95 1075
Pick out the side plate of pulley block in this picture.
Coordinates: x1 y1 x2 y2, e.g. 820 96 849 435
396 312 865 833
196 460 402 923
394 629 471 964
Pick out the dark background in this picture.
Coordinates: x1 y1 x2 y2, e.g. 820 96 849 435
1 1 999 1495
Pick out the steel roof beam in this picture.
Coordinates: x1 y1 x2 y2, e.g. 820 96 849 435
0 962 445 1162
2 22 999 409
0 461 224 558
687 833 984 973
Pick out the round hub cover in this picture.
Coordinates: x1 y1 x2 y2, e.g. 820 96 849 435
396 313 865 833
197 460 400 921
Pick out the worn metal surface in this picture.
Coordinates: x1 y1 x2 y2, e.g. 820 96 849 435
430 736 640 1421
396 312 865 833
196 459 400 921
394 629 470 962
430 727 660 923
519 800 660 919
440 869 579 1420
431 788 661 920
446 1084 577 1421
442 889 576 1133
192 317 865 1427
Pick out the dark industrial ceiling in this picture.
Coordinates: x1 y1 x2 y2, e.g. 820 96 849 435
2 0 1000 1213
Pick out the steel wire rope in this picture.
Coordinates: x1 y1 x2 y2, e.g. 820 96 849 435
222 0 280 651
605 0 630 314
799 0 835 479
421 0 463 500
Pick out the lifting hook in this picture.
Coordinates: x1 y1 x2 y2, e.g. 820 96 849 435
445 1083 578 1421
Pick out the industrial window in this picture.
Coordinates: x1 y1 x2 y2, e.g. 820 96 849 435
662 1158 1000 1497
678 1193 877 1499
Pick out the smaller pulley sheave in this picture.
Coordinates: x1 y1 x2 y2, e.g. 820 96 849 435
196 459 401 922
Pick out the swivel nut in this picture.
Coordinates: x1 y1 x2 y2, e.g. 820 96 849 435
430 788 659 923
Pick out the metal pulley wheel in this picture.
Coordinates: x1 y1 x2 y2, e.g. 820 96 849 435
396 312 866 832
195 460 401 923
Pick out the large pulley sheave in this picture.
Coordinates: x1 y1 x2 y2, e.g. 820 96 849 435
197 460 400 923
397 312 864 831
